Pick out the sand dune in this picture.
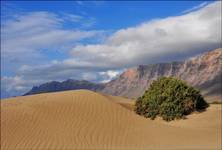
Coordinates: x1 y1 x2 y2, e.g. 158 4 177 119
1 90 221 150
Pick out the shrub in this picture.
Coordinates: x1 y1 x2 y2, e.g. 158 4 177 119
135 77 208 121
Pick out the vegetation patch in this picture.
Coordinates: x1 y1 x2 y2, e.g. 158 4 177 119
135 77 208 121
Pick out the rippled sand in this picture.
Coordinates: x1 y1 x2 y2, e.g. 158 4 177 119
1 90 221 150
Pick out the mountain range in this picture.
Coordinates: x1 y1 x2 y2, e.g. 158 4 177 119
24 79 104 95
25 48 222 102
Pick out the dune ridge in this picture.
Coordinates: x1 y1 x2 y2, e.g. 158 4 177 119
1 90 221 150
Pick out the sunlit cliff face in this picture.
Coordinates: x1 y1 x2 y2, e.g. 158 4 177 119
102 49 222 101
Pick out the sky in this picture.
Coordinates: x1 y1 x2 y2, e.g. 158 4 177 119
1 1 221 98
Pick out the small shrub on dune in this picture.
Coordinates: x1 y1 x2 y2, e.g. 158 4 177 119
135 77 208 121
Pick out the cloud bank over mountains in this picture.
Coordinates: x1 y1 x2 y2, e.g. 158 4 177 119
70 1 221 68
1 1 221 98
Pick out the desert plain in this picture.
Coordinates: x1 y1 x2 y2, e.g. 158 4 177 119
1 90 221 150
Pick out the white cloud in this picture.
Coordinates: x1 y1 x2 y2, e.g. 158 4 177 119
1 76 36 98
102 70 120 79
99 70 121 83
1 11 101 73
182 2 209 14
70 1 221 68
1 69 121 98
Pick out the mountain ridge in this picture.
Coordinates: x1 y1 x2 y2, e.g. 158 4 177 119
24 48 222 102
102 48 222 102
24 79 104 95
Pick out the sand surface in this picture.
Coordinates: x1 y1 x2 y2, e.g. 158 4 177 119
1 90 221 150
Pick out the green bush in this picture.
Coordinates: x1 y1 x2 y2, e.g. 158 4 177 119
135 77 208 121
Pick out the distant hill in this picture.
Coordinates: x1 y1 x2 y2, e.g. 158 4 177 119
25 48 222 102
24 79 104 95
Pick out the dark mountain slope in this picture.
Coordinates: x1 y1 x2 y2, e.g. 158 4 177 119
24 79 104 95
25 48 222 102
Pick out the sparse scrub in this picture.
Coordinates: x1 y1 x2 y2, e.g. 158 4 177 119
135 77 208 121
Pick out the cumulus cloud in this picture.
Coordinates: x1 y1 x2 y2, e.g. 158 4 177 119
70 1 221 68
99 70 121 83
1 76 36 98
1 11 102 74
1 1 221 98
1 68 121 98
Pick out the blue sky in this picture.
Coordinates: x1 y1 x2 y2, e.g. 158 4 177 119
2 1 214 30
1 1 221 98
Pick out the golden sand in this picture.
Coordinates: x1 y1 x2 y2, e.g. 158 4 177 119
1 90 221 150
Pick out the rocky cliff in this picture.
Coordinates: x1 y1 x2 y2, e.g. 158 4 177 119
102 48 222 102
25 48 222 102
